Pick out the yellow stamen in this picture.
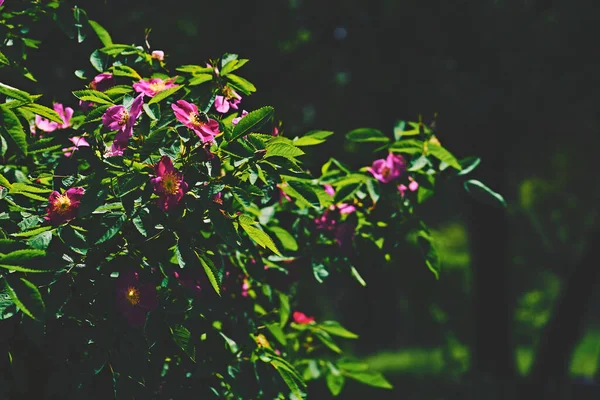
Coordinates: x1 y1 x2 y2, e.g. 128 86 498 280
126 286 140 305
149 81 166 93
53 194 72 214
161 171 181 195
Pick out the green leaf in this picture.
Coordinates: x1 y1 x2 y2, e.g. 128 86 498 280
27 231 53 250
0 264 51 273
188 74 212 86
427 143 461 170
230 106 274 142
110 65 141 80
315 330 342 353
10 191 48 202
208 207 240 248
140 126 170 159
0 51 9 66
116 173 147 197
0 285 16 320
196 251 222 296
0 105 28 155
464 180 507 208
84 104 112 123
72 89 114 105
342 371 392 389
266 323 287 346
148 85 184 105
104 85 134 96
176 65 213 74
274 364 305 399
265 143 305 160
279 292 290 327
89 49 108 72
4 277 45 321
95 214 127 244
345 128 389 143
88 20 113 46
220 59 249 76
9 183 51 194
457 156 481 176
11 226 54 238
293 130 334 146
389 139 424 155
18 103 63 124
226 74 256 95
350 266 367 287
238 215 281 255
0 173 12 189
78 183 109 217
326 371 345 396
0 249 46 264
0 83 32 103
268 226 298 251
99 44 138 55
171 325 196 362
318 321 359 339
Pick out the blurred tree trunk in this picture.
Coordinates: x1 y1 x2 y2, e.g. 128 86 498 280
524 226 600 397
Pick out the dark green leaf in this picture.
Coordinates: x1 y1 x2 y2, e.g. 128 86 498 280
427 143 461 170
0 105 28 155
0 83 32 103
89 49 108 72
464 179 507 208
343 371 392 389
95 213 127 244
268 227 298 251
345 128 389 143
171 325 196 362
457 156 481 176
389 139 424 155
72 89 114 105
188 74 212 86
19 103 63 124
196 251 221 296
4 277 45 321
326 371 345 396
318 321 358 338
230 106 274 142
238 214 281 255
226 74 256 95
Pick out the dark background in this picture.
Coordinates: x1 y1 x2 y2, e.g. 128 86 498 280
6 0 600 398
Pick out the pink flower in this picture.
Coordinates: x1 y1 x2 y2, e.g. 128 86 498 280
151 50 164 61
90 73 116 92
133 77 178 97
44 187 85 225
338 203 356 214
315 207 337 231
81 73 115 110
150 156 188 211
214 87 242 114
102 93 144 155
0 1 4 7
116 270 158 327
293 311 315 325
35 103 73 133
324 184 335 196
241 278 250 297
367 152 406 183
398 177 419 197
171 100 220 142
62 136 90 157
232 110 248 125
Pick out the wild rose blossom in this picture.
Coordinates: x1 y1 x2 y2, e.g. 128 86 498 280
116 270 158 327
150 156 188 211
62 136 90 157
398 176 419 197
293 311 315 325
232 110 248 125
214 87 242 114
35 103 74 133
102 93 144 155
133 77 178 97
45 187 84 225
151 50 164 61
171 100 220 142
367 152 406 183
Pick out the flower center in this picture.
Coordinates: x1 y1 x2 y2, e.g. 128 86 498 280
149 81 166 93
161 171 181 195
381 166 391 177
126 286 140 305
119 110 130 126
53 194 72 214
190 112 209 127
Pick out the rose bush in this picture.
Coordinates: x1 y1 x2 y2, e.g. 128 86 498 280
0 2 504 399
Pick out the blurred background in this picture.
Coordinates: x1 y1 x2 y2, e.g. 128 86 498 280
6 0 600 398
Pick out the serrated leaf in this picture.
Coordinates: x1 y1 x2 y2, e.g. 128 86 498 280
11 226 53 238
0 249 46 264
9 183 51 194
273 364 305 399
0 51 9 66
0 105 28 155
230 106 274 142
171 325 196 362
196 251 222 296
209 207 240 248
238 215 281 255
95 213 127 244
4 277 45 321
84 104 112 123
265 143 304 160
427 143 461 170
293 130 334 146
147 85 184 105
110 65 141 80
389 139 424 155
19 103 63 124
99 44 138 55
345 128 389 143
220 59 248 75
0 83 32 103
0 173 12 189
72 89 114 105
176 65 213 74
27 231 53 250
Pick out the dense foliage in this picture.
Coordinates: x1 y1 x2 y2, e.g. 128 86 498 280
0 2 503 398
